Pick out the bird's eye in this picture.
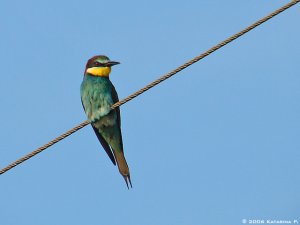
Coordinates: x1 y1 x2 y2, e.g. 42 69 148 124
94 62 101 66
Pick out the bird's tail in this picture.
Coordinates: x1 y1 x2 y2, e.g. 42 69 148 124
114 151 132 188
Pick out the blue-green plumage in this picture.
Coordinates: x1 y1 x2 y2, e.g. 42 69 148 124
81 75 114 122
80 55 131 188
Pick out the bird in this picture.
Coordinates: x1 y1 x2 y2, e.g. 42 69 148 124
80 55 132 188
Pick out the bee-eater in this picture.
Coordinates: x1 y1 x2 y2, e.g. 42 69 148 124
80 55 132 188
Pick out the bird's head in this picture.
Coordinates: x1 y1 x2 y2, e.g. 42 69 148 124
85 55 120 78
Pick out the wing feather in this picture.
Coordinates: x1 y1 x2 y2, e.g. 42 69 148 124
91 124 116 165
111 85 123 149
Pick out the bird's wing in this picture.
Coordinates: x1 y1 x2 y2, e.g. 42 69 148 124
81 99 116 165
111 84 123 149
91 124 116 165
111 84 121 127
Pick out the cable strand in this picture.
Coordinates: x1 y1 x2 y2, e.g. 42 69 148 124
110 0 299 109
1 0 299 175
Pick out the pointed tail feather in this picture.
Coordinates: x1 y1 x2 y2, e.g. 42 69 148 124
123 174 132 189
114 151 132 188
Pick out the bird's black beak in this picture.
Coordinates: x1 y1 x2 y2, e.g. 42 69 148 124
106 61 120 67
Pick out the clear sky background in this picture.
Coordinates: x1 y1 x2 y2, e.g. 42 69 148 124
0 1 299 225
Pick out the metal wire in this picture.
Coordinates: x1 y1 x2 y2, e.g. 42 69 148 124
0 0 299 175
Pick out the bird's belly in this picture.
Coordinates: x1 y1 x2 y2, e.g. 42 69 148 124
85 92 113 122
93 111 117 132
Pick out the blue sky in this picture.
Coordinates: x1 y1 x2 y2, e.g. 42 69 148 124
0 1 299 225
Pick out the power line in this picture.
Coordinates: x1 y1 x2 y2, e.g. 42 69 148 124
0 0 299 175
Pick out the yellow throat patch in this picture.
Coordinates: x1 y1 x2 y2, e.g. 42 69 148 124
86 67 111 77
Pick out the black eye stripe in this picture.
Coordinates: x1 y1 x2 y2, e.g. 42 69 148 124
94 61 107 66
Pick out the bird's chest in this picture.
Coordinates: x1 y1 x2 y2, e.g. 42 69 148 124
81 78 114 122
